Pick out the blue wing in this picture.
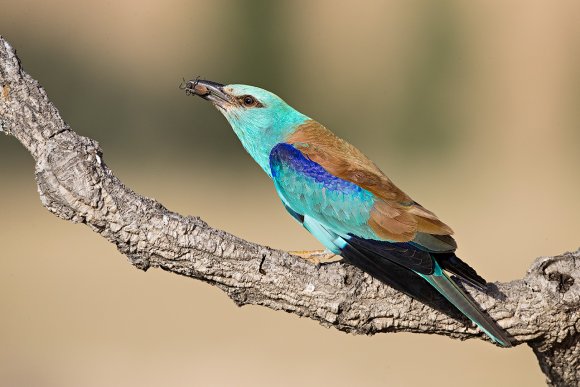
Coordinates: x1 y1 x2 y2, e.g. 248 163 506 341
270 142 376 240
269 143 435 273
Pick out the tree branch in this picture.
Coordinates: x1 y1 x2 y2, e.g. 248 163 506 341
1 36 578 386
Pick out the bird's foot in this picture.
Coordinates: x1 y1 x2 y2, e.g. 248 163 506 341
289 249 342 266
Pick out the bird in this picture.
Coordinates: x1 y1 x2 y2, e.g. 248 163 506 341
184 79 512 347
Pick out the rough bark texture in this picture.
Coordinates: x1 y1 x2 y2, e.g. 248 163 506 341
1 36 578 386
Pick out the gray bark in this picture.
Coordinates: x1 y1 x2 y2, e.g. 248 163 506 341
0 36 578 386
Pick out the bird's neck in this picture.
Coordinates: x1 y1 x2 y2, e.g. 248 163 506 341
229 114 309 178
232 126 279 177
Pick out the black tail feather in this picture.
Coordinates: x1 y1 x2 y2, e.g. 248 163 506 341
340 243 469 323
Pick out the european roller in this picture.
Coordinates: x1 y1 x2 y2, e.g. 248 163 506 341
184 79 511 347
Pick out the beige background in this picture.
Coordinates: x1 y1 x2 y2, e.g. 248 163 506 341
1 1 580 386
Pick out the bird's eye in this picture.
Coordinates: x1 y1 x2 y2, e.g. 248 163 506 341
243 95 256 107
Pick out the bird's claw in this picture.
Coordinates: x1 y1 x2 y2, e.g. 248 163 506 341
289 249 341 266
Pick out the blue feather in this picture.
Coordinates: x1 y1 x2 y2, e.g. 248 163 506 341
269 143 377 239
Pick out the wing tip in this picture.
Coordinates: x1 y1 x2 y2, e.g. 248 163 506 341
437 253 488 291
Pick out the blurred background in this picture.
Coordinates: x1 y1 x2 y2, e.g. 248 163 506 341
1 1 579 386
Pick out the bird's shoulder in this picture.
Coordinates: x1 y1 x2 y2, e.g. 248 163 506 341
286 119 408 202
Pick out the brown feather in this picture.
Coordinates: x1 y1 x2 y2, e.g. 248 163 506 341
369 201 417 241
287 120 454 242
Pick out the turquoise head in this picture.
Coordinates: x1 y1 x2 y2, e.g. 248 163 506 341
185 80 309 176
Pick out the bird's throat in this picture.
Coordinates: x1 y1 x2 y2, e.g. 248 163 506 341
232 125 278 177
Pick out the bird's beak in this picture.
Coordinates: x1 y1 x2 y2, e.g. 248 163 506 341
183 79 232 108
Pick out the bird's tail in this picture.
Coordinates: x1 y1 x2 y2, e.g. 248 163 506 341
420 263 512 347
